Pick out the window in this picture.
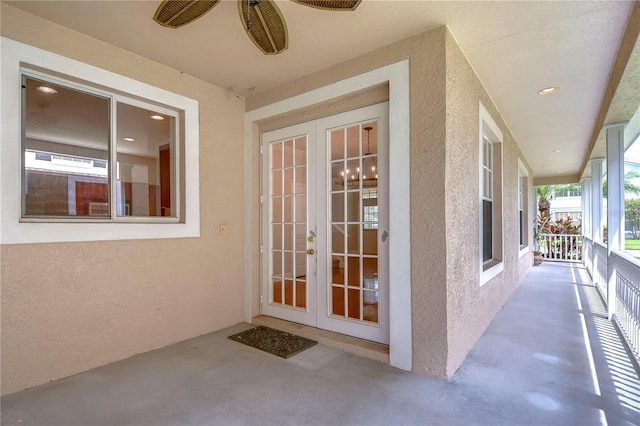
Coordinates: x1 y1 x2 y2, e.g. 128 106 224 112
479 102 504 285
482 136 493 262
1 38 200 244
22 74 178 220
554 211 582 221
363 188 378 229
518 159 529 255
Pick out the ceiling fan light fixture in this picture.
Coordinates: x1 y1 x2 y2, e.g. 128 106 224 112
36 85 58 94
239 0 288 55
538 87 559 95
291 0 362 11
153 0 220 29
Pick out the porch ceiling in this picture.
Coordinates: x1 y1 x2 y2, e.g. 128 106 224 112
584 27 640 178
4 1 636 180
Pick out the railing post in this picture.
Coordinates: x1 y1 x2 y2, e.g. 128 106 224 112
607 123 625 320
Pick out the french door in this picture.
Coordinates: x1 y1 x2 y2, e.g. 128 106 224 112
261 103 389 344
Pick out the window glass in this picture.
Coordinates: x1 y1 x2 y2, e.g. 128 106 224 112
116 102 175 217
23 76 110 217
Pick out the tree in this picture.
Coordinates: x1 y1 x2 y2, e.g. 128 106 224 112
603 170 640 197
536 185 553 217
625 199 640 239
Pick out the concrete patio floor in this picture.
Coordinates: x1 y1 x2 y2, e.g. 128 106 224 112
2 263 639 425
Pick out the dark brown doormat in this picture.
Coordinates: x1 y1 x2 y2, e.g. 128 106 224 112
228 326 318 359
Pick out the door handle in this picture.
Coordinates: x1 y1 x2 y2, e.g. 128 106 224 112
306 249 315 255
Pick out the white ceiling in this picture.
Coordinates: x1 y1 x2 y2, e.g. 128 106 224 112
6 0 636 179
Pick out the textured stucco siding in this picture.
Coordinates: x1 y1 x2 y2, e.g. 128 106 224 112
1 4 246 395
443 30 533 377
248 28 451 378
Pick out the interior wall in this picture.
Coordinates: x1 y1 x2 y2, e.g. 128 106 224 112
443 30 533 377
248 28 450 378
1 4 246 395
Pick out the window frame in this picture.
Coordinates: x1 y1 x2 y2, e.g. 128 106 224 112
478 101 504 286
518 158 530 257
1 37 200 244
21 70 182 223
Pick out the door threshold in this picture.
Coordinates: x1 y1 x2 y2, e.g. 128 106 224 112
251 316 389 364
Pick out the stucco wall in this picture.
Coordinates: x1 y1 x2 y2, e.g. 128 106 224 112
248 26 534 379
444 31 533 376
248 28 450 377
1 4 245 395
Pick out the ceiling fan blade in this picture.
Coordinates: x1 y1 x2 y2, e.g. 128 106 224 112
153 0 220 29
291 0 361 11
238 0 288 55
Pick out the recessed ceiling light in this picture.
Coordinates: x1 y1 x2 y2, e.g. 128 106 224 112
150 115 164 120
538 87 559 95
553 149 563 153
36 85 58 94
123 137 136 142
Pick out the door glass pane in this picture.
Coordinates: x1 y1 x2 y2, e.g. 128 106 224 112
332 286 345 316
284 140 294 167
332 225 345 253
284 279 294 306
272 170 283 196
284 196 293 222
326 122 380 325
346 191 360 222
331 130 344 161
272 197 282 223
272 144 283 169
346 159 360 189
294 137 306 165
332 257 345 284
332 161 346 190
347 256 361 287
347 288 360 320
346 126 360 158
284 168 294 195
295 195 306 222
295 167 306 192
363 290 378 323
332 193 344 222
270 136 307 311
272 224 282 250
284 224 294 251
272 251 282 277
273 279 283 304
296 280 306 309
347 224 360 254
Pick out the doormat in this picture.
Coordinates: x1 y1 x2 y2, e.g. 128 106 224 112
228 326 318 359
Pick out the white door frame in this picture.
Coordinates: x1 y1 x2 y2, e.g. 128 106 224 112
260 104 390 344
244 60 412 371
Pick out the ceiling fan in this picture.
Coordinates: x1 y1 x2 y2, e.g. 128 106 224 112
153 0 362 55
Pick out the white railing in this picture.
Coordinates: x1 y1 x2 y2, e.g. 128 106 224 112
583 237 593 275
609 250 640 363
593 241 608 303
538 234 582 262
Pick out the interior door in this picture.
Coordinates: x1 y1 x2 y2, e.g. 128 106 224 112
261 103 389 344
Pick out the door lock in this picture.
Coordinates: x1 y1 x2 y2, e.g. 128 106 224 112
306 249 315 255
307 236 315 242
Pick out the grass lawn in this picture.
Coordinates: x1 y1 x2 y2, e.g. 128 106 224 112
625 239 640 250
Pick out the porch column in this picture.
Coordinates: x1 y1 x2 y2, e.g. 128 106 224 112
582 178 592 240
591 159 604 243
606 124 625 320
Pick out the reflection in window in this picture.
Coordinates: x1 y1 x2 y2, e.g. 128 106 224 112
22 74 179 219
